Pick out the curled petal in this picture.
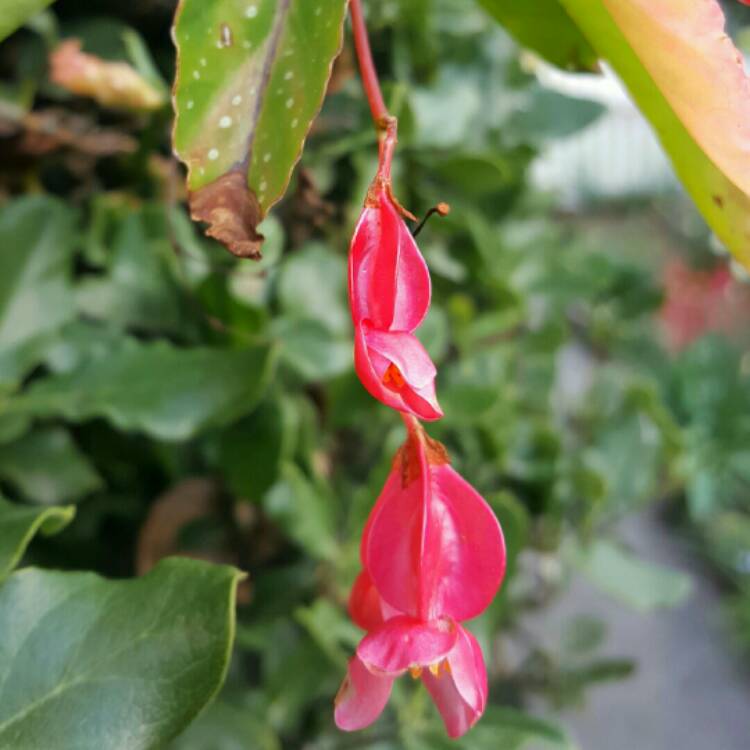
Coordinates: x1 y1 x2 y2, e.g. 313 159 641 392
349 570 386 631
365 435 505 621
353 323 442 421
334 655 394 732
349 190 431 331
357 616 458 676
422 625 487 739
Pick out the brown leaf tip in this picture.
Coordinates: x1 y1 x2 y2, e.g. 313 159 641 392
189 170 265 260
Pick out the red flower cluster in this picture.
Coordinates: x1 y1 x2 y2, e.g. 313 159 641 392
334 424 506 737
337 162 506 737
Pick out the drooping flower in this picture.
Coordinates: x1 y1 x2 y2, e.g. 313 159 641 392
362 421 506 622
336 570 489 738
349 186 442 420
335 422 505 738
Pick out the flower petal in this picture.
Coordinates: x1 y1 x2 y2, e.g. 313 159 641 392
353 323 442 421
348 190 431 331
364 327 436 389
334 655 394 732
349 570 386 631
426 464 506 621
422 625 487 738
357 616 458 675
365 440 505 622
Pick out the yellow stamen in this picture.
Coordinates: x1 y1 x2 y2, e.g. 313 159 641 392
382 362 405 389
408 665 423 679
428 663 440 677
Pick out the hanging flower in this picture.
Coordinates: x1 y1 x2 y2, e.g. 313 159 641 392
349 186 442 420
336 570 489 738
335 422 505 737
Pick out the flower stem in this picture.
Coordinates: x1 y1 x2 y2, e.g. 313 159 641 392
350 0 397 180
350 0 388 126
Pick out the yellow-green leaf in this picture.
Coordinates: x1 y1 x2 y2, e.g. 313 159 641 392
478 0 598 71
559 0 750 268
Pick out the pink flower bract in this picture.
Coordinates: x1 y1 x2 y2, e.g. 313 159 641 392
349 187 442 421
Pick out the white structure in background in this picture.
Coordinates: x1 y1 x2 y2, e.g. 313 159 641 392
530 61 679 205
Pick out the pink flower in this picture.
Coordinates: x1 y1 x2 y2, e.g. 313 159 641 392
362 424 506 622
349 187 442 420
336 572 488 738
335 424 505 737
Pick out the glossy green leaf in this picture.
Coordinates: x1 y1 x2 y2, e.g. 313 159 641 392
0 427 101 505
0 0 56 41
0 197 76 385
477 0 597 71
0 496 74 578
558 0 750 268
0 558 242 749
5 339 276 441
172 0 348 249
573 540 693 613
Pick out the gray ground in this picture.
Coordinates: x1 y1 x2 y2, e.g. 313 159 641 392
532 508 750 750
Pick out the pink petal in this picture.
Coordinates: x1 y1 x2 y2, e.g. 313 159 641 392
357 616 458 675
363 441 430 618
365 443 505 621
364 327 436 389
334 655 394 732
349 570 386 631
427 464 506 621
353 323 442 421
422 625 487 738
348 190 431 332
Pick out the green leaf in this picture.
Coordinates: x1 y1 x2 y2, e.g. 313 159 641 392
75 209 190 335
5 339 277 441
477 0 598 71
0 0 56 42
0 197 77 385
216 397 295 502
0 496 74 578
558 0 750 269
277 243 349 335
172 0 347 254
263 463 336 560
573 539 693 613
169 699 280 750
0 427 102 504
410 706 576 749
0 558 242 749
273 318 351 382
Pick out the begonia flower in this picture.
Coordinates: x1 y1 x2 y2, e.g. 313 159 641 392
349 186 442 420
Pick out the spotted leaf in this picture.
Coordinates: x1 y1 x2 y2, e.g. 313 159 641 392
172 0 347 257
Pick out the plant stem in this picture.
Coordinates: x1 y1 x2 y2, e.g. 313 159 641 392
350 0 397 180
350 0 388 126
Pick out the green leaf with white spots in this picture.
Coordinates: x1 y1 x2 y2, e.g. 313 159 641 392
172 0 347 257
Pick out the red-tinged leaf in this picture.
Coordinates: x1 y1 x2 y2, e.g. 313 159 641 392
558 0 750 268
172 0 347 257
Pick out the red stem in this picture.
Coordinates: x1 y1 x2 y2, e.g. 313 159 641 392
350 0 397 180
350 0 388 126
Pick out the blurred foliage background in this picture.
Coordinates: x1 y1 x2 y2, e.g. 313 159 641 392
2 0 750 748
